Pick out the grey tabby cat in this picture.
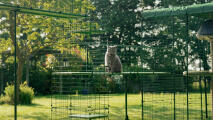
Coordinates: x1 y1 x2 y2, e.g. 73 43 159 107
105 46 122 73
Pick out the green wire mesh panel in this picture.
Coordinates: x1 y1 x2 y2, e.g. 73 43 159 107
0 52 14 120
51 43 110 120
51 73 109 120
139 12 212 120
1 0 212 120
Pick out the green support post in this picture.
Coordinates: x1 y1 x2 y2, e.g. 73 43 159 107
210 40 213 120
204 77 208 118
13 10 17 120
141 75 144 120
186 13 189 120
199 76 203 120
172 15 176 120
125 74 128 120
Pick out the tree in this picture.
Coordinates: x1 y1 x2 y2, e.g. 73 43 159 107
91 0 211 74
0 0 95 102
91 0 143 69
141 0 211 72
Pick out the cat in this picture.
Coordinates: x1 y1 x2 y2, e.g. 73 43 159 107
105 46 122 73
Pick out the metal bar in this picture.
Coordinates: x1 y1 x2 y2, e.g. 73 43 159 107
125 74 129 120
86 46 88 72
204 77 208 118
13 10 17 120
210 41 213 120
183 71 213 76
52 72 170 75
199 76 203 120
0 3 87 18
172 15 176 120
142 2 213 19
199 57 203 120
186 13 189 120
141 75 144 120
141 19 144 120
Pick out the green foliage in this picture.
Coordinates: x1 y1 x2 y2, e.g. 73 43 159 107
0 95 10 104
91 0 211 74
92 0 142 66
2 85 14 104
3 82 34 104
0 0 97 101
19 82 34 104
29 66 51 95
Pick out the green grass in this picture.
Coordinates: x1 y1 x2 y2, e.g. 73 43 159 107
0 96 51 120
0 93 212 120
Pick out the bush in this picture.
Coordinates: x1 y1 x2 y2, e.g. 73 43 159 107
29 68 51 95
0 95 10 104
3 82 34 104
4 84 14 104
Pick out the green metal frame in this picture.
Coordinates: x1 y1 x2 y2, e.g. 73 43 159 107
13 10 17 120
142 2 213 19
3 1 213 120
142 2 213 120
52 71 170 75
0 2 90 120
0 3 87 18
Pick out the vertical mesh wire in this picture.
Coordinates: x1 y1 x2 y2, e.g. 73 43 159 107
51 46 110 120
138 12 212 120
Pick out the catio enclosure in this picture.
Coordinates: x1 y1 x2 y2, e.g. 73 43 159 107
51 2 213 120
0 1 213 120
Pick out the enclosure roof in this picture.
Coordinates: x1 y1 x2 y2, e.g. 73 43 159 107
183 71 213 76
0 3 87 18
142 2 213 18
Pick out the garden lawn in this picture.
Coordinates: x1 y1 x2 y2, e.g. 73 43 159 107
0 96 51 120
0 93 212 120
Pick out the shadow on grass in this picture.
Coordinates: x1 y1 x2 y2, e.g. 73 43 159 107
127 104 212 120
20 112 50 120
19 103 43 107
35 95 52 99
51 94 112 101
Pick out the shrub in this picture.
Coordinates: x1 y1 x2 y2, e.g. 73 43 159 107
19 82 34 104
0 95 10 104
29 68 51 95
4 82 34 104
4 84 14 104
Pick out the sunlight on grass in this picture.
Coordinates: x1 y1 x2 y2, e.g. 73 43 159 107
0 96 51 120
0 93 212 120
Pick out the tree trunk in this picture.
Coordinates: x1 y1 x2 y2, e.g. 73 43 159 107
26 58 30 86
0 68 3 95
16 59 24 103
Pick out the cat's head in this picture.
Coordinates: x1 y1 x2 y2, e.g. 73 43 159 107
107 45 117 54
